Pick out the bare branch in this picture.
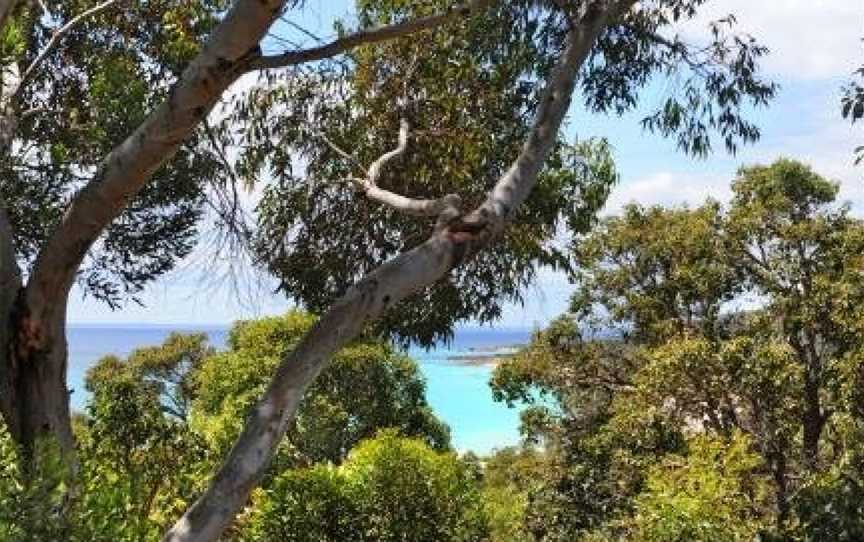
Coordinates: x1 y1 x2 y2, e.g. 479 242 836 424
249 0 495 71
316 120 462 218
361 180 464 218
13 0 119 98
165 2 636 540
367 118 411 184
469 0 638 235
354 119 462 217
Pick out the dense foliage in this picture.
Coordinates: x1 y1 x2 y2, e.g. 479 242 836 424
0 311 456 540
0 0 788 537
0 0 233 305
245 431 488 541
233 0 775 344
490 159 864 541
190 312 450 466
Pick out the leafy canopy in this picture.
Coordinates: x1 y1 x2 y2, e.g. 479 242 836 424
490 159 864 541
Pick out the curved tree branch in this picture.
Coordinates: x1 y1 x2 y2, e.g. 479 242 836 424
355 119 462 218
315 120 462 217
248 0 495 71
367 118 411 183
24 0 503 334
165 2 635 540
23 0 285 337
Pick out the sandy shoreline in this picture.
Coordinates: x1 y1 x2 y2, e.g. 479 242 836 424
445 344 524 366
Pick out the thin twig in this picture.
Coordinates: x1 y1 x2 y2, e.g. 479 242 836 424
14 0 119 98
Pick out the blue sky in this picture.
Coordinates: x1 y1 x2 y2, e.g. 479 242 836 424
67 0 864 327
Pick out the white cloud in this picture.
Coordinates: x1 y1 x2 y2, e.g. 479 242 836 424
677 0 863 80
604 171 731 213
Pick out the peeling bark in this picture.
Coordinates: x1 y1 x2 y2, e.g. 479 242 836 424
1 207 75 464
166 2 635 540
5 301 75 463
8 0 285 457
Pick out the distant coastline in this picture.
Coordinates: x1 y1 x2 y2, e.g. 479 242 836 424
446 344 524 366
67 324 531 453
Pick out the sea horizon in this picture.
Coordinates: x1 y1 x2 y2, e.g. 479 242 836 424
66 322 534 455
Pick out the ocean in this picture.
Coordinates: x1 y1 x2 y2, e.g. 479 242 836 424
67 325 532 455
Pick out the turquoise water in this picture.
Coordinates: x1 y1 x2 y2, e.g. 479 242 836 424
67 325 530 454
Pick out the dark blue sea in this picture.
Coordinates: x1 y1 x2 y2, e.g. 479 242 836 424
67 325 532 454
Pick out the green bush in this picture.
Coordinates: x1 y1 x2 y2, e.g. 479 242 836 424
247 431 489 541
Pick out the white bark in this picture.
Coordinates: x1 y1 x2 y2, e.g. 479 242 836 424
23 0 285 334
0 0 493 464
355 119 463 217
4 0 286 461
22 0 499 347
165 2 635 540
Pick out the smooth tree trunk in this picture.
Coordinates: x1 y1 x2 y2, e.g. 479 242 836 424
166 1 636 540
0 0 635 539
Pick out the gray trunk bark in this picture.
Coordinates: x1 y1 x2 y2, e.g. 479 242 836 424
0 205 74 462
0 0 493 466
1 305 75 463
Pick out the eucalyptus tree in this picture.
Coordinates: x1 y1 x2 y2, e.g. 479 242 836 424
0 0 777 539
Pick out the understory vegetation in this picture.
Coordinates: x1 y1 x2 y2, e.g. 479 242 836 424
1 159 862 541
